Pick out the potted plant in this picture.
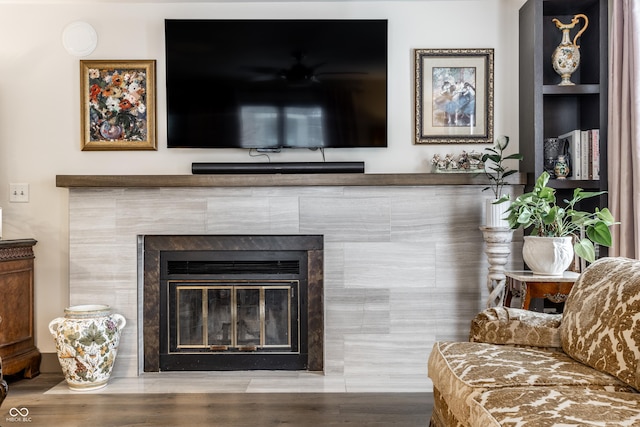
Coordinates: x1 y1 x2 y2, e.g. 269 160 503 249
481 135 523 227
504 171 616 275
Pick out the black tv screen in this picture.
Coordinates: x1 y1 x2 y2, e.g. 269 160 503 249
165 19 387 149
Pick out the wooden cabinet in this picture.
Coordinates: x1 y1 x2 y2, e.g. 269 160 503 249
0 239 40 378
519 0 608 198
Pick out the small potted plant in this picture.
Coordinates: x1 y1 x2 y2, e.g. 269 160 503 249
504 171 616 275
481 135 523 227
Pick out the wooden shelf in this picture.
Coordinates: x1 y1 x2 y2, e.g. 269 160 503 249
547 178 603 190
56 173 527 189
542 84 600 95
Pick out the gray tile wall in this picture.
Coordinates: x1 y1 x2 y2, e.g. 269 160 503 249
68 184 523 391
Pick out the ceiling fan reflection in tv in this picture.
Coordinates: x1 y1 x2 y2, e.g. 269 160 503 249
246 50 367 85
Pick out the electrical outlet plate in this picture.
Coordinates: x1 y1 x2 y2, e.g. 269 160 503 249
9 183 29 203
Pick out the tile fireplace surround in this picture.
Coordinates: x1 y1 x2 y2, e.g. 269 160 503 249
56 173 524 392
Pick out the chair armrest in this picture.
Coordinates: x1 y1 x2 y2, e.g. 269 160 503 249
0 378 6 408
0 357 6 408
469 306 563 348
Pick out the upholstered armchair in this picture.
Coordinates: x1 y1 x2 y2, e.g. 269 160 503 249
0 358 6 408
428 257 640 426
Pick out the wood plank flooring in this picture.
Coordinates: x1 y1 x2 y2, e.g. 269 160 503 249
1 374 433 426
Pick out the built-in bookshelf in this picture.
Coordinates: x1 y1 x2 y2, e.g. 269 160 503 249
519 0 608 195
519 0 609 264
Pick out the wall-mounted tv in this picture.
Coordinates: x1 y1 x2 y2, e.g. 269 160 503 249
165 19 388 150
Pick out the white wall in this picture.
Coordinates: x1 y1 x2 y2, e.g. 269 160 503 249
0 0 525 354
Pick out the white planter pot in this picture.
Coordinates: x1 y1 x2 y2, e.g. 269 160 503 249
49 304 126 391
485 198 510 228
523 236 574 276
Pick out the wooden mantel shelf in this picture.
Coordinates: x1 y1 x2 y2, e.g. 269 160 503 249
56 173 526 188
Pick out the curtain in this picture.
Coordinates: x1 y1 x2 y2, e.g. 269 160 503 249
608 0 640 258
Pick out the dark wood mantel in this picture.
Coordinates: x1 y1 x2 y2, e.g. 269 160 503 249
56 173 526 188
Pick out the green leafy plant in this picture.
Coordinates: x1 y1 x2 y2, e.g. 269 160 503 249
481 135 523 200
504 171 616 263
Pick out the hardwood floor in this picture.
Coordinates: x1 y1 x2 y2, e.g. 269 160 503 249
1 374 433 426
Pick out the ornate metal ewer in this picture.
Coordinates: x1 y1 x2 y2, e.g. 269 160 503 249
551 14 589 86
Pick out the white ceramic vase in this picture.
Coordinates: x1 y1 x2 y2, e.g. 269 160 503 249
485 198 510 228
49 304 126 391
523 236 574 276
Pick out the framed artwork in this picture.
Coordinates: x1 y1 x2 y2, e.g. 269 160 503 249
414 48 494 144
80 60 157 150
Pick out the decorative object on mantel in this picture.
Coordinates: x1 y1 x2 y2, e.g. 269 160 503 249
481 135 523 227
551 14 589 86
479 226 513 308
431 150 484 172
49 304 126 391
80 60 156 151
504 171 616 275
414 48 494 144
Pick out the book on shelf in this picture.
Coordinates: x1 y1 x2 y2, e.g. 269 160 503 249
581 130 589 180
557 129 599 180
591 129 600 180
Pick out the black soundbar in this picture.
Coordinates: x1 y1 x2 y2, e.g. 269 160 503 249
192 162 365 175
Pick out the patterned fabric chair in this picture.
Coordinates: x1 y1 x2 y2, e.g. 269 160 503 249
0 356 6 408
0 317 6 408
428 257 640 426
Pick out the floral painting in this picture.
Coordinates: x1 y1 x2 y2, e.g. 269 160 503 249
80 60 156 150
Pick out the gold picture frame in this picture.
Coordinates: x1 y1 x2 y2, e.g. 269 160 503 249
414 48 494 144
80 60 157 151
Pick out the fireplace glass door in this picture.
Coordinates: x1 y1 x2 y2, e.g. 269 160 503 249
171 282 297 353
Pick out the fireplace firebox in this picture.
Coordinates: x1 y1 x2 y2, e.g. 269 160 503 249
140 235 323 372
161 250 305 370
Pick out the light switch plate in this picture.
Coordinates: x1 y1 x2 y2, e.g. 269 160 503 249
9 183 29 203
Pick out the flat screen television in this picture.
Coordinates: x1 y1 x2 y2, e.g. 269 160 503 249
165 19 388 150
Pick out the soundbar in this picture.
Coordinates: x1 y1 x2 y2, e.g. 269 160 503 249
192 162 365 175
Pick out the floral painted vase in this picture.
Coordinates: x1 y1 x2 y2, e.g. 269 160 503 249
551 14 589 86
48 305 126 391
554 155 570 179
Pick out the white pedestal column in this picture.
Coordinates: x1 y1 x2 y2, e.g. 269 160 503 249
479 226 514 308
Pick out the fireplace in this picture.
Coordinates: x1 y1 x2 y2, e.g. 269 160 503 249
140 235 324 372
161 250 305 370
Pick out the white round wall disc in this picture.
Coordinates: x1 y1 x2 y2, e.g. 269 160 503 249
62 21 98 57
